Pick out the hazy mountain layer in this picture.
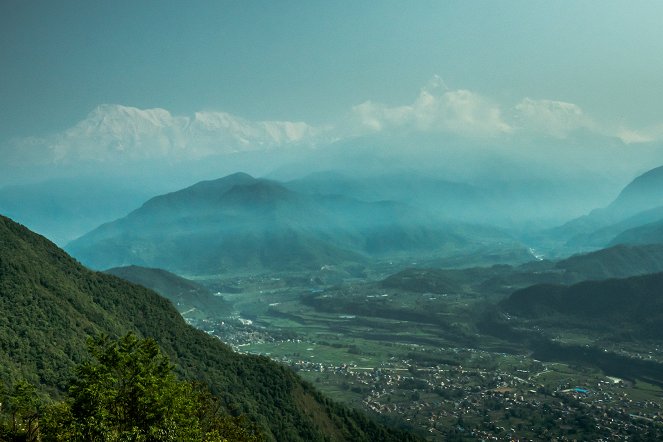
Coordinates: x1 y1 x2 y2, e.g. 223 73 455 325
543 164 663 253
285 171 491 222
610 219 663 247
607 165 663 217
0 214 417 441
67 173 523 274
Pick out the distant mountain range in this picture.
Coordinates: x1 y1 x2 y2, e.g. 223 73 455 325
379 243 663 299
0 214 417 441
67 172 526 274
607 165 663 216
285 171 491 222
5 104 322 167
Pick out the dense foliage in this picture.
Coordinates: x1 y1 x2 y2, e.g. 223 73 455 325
0 215 419 441
2 333 262 441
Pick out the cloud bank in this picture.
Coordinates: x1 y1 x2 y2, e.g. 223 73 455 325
350 77 512 137
345 77 659 145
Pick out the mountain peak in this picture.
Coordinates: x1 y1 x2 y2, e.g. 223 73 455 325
137 172 258 211
222 179 295 204
201 171 254 184
626 165 663 187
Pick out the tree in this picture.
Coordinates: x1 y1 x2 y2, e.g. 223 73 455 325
41 332 263 441
3 379 41 441
63 333 199 440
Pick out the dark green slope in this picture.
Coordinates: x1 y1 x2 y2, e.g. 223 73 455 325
380 268 466 294
501 272 663 338
555 243 663 280
0 215 418 441
67 173 521 274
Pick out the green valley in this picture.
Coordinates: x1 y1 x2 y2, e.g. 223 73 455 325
174 258 663 441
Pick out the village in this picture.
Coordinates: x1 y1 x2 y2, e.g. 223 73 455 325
188 314 663 441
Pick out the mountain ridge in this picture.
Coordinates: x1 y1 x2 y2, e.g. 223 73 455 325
500 271 663 339
66 173 525 274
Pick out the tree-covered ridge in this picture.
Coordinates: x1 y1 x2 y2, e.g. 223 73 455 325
501 271 663 339
0 215 419 441
554 243 663 280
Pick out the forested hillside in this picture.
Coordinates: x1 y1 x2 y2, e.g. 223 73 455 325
0 215 418 441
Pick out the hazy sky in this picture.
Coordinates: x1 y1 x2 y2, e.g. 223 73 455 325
2 0 663 143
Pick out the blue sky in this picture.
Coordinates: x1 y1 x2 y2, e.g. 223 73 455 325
2 0 663 143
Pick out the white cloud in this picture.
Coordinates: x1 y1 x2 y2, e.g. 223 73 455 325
421 89 512 135
513 98 593 138
350 79 511 137
346 77 663 145
350 101 413 132
512 98 663 144
615 121 663 144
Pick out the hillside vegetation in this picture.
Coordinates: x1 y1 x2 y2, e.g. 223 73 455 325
0 215 418 441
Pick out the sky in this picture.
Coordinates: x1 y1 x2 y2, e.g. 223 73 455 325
2 0 663 243
2 0 663 144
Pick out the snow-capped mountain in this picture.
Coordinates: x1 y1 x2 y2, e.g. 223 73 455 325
6 104 323 166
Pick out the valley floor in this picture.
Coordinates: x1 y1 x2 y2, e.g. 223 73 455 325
183 271 663 441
